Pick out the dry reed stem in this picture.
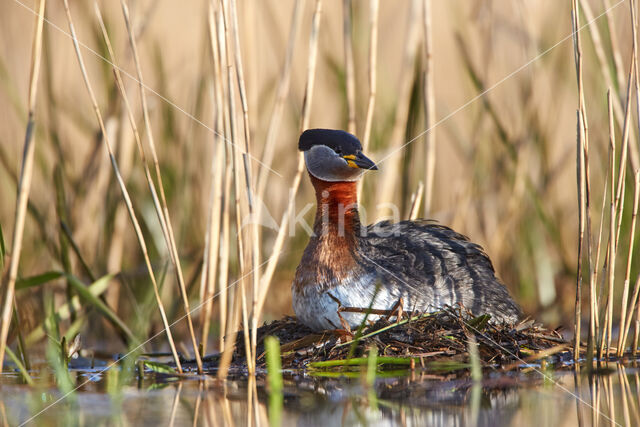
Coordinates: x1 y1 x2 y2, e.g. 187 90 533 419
618 169 640 355
120 0 203 373
602 88 617 358
95 4 165 341
591 123 612 343
583 118 596 357
215 0 237 368
217 0 254 374
217 278 242 380
106 112 135 283
576 108 586 360
571 0 587 360
0 0 46 374
228 0 261 375
343 0 356 134
580 0 640 173
62 0 182 371
200 2 226 356
595 93 615 360
634 271 640 353
219 149 233 352
217 34 234 354
604 0 630 97
361 0 378 152
357 0 379 199
422 0 436 216
256 0 323 317
614 57 636 242
617 0 640 356
409 181 424 220
376 0 421 210
255 0 304 206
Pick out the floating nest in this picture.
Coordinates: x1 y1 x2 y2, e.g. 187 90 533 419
222 307 569 374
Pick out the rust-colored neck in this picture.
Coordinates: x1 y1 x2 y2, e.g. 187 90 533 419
310 174 361 238
293 174 363 294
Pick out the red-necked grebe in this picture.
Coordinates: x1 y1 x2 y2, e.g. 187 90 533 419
292 128 521 331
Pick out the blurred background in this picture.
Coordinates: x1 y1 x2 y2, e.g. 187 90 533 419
0 0 637 354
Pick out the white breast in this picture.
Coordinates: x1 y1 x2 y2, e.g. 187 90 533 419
292 272 459 331
293 274 399 330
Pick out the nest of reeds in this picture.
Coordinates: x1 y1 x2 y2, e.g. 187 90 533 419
222 307 568 373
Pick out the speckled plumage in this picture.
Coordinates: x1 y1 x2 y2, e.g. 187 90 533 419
292 129 522 331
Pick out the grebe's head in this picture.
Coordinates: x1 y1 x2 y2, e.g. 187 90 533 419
298 129 378 182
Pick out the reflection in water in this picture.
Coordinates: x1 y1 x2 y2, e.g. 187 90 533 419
1 364 640 426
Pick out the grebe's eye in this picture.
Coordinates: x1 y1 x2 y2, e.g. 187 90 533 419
334 147 342 155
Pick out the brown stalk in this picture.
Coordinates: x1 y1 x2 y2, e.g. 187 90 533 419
409 181 424 221
217 278 242 380
95 4 165 345
214 0 237 369
422 0 436 216
580 0 640 172
613 57 636 247
376 0 421 210
0 0 46 374
216 4 234 353
228 0 261 375
120 0 203 373
200 2 226 356
256 0 323 317
583 110 595 361
596 93 616 360
590 161 608 341
343 0 356 134
603 0 629 97
618 169 640 355
218 0 254 374
361 0 379 153
255 0 304 206
617 0 640 356
218 149 233 353
61 0 182 371
601 86 618 359
571 0 588 361
575 108 587 360
357 0 379 199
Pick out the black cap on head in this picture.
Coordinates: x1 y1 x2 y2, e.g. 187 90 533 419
298 129 363 154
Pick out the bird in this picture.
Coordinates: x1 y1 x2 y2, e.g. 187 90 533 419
291 128 522 331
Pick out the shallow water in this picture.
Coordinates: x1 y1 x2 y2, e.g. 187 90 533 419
2 360 640 426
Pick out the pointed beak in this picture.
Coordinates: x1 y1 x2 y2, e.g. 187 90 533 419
343 152 378 170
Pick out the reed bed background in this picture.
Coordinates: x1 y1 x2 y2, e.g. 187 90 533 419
0 0 639 374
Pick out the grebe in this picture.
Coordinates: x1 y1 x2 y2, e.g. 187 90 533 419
292 128 521 331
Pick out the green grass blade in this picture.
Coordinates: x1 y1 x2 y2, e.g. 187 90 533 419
366 346 379 411
309 356 415 369
4 346 34 385
142 360 176 374
366 346 378 386
64 273 139 346
265 336 283 427
16 271 64 290
25 274 112 344
347 282 381 359
468 335 482 382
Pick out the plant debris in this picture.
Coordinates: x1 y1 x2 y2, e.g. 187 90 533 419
209 307 568 374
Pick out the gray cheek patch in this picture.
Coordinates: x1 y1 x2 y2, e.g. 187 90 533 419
304 146 363 182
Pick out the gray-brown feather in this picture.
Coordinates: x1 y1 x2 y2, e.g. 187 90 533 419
356 220 521 323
